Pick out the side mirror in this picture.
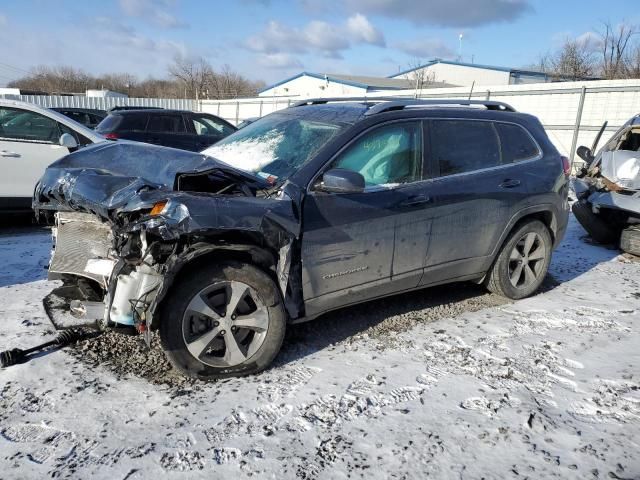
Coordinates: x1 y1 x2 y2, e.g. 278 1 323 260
576 145 594 164
319 168 365 194
59 133 78 150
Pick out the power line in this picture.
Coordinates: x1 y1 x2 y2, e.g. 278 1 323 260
0 62 31 75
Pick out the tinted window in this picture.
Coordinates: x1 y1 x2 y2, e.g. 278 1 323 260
58 122 92 146
332 122 422 187
120 114 148 131
432 120 500 176
147 115 186 133
96 114 123 133
64 111 90 126
0 107 58 142
193 115 235 136
496 123 539 162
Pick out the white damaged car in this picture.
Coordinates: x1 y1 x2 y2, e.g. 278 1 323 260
573 115 640 254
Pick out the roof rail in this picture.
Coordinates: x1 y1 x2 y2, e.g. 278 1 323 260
291 97 516 113
291 97 400 107
364 99 516 115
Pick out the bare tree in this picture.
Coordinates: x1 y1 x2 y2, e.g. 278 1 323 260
551 38 597 80
398 59 437 95
599 21 638 79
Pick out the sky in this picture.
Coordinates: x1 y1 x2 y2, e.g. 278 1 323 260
0 0 637 88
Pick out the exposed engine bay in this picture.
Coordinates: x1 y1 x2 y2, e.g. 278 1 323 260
34 141 303 345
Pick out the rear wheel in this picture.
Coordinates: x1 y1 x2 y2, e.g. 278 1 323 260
484 220 552 300
159 261 286 380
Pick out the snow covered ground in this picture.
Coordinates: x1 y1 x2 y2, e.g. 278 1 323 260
0 216 638 479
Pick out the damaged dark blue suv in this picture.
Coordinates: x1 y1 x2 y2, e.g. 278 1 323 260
34 98 570 379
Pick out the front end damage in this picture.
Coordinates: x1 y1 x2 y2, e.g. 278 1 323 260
573 115 640 248
34 141 302 344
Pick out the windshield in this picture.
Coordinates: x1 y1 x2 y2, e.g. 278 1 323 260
202 113 342 183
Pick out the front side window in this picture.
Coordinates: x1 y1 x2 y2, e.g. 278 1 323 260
147 115 186 133
331 122 422 187
193 115 235 136
432 120 501 176
496 123 540 162
0 107 58 143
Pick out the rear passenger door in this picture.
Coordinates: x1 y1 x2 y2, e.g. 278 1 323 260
146 114 194 150
420 119 539 285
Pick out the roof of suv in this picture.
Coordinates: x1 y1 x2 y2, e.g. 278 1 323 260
276 98 522 127
109 109 192 115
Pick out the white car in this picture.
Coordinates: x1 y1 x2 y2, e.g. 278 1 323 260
0 99 105 212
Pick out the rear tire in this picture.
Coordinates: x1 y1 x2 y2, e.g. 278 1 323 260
484 220 552 300
572 202 618 244
620 226 640 256
159 261 286 380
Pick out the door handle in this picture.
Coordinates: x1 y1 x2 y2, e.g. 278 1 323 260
0 150 20 158
499 179 521 188
400 194 431 207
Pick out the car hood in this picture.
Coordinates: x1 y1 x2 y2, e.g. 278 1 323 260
33 140 271 219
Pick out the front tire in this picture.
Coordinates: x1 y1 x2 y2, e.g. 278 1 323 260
484 220 552 300
159 261 286 380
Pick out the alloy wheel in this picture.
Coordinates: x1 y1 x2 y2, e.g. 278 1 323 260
181 280 269 367
508 232 547 289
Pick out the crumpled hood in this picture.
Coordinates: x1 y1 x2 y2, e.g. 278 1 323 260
33 141 270 218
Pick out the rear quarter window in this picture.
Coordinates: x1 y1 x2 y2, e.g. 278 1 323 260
496 123 540 162
96 115 123 132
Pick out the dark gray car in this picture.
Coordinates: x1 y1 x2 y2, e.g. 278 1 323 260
33 98 570 380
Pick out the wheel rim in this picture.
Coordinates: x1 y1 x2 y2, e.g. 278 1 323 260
508 232 547 289
181 280 269 368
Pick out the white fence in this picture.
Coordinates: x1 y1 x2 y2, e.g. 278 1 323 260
201 79 640 162
0 94 199 112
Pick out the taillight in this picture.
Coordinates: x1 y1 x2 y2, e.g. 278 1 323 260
103 132 119 140
561 155 571 176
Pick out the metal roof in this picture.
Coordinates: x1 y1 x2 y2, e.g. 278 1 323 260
389 59 551 79
258 71 455 94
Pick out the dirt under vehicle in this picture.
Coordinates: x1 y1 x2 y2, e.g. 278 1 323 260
33 98 570 380
573 114 640 254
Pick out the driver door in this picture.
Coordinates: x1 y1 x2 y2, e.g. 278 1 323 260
301 121 430 317
0 107 69 200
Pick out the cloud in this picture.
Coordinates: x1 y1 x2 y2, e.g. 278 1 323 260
118 0 188 28
345 0 533 27
346 13 385 46
245 14 385 58
258 53 304 69
394 38 455 58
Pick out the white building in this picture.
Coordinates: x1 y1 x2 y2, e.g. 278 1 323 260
390 59 555 87
85 89 128 98
258 72 454 98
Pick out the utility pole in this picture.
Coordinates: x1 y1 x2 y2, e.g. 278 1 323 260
458 34 463 62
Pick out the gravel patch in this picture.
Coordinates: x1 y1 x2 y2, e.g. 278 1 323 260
66 279 528 387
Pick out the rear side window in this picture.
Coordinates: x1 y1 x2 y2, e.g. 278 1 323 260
120 114 148 131
496 123 540 162
432 120 501 176
147 115 186 133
